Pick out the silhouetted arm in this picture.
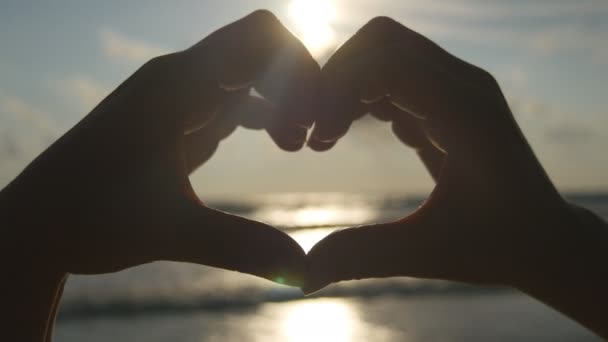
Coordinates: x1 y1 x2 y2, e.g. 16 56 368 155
516 205 608 338
0 183 67 341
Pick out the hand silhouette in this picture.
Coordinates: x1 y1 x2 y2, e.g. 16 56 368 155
2 12 325 340
3 10 318 283
306 16 589 290
3 11 608 342
305 17 608 337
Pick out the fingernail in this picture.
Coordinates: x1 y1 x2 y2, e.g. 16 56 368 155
281 140 306 152
306 139 336 151
309 131 334 143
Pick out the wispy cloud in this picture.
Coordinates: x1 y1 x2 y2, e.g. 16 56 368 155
0 92 59 183
100 29 169 63
332 0 608 64
336 0 608 22
0 92 57 136
58 75 112 112
545 124 596 144
396 0 608 19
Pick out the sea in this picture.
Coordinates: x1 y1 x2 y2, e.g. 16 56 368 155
55 192 608 341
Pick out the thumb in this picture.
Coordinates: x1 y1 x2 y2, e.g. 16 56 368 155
304 213 444 294
154 201 306 287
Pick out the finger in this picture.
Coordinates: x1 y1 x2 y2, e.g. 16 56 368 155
311 17 406 145
219 94 307 151
306 138 337 152
182 94 244 173
158 203 306 287
362 93 447 181
184 93 305 171
417 145 446 183
308 59 369 145
231 96 276 130
360 72 389 105
308 86 366 146
368 99 399 122
304 209 459 294
190 10 321 129
183 127 222 174
115 52 223 136
267 120 308 151
321 43 450 178
318 17 505 154
381 47 494 155
330 44 484 156
391 113 445 181
324 17 495 89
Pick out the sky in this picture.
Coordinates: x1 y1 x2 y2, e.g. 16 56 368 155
1 0 607 199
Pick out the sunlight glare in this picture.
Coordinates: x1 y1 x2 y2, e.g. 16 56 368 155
289 227 336 253
280 299 356 342
288 0 336 56
294 207 342 226
253 205 375 228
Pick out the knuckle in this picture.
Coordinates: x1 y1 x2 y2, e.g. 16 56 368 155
365 16 400 32
136 52 186 87
246 9 280 26
143 52 180 71
475 67 500 89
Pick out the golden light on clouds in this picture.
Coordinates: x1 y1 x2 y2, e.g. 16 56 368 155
288 0 337 57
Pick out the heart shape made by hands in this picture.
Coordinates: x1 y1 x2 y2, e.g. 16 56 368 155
12 11 570 299
176 12 567 295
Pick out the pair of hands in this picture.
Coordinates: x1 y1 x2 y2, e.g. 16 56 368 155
3 11 577 295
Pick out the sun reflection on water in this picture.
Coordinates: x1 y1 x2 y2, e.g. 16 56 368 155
251 197 378 252
253 205 375 228
280 299 356 342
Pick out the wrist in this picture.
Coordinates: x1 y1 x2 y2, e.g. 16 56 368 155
1 183 68 340
514 203 607 289
1 264 67 341
512 203 608 338
1 177 65 274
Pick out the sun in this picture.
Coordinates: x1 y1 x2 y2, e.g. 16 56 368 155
288 0 336 57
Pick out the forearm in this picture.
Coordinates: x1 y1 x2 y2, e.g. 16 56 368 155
1 182 68 342
44 276 67 342
1 268 67 342
516 205 608 339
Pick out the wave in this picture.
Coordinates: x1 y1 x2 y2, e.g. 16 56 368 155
58 280 510 321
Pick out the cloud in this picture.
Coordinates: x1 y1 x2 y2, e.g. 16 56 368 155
100 29 169 63
507 93 601 147
58 75 112 112
0 93 59 183
337 0 608 22
404 0 608 19
332 0 608 64
0 92 57 136
545 125 596 144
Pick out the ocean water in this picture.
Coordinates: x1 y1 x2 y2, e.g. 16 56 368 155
55 192 607 341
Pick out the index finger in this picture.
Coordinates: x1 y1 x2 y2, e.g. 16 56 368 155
189 10 321 129
310 16 496 145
